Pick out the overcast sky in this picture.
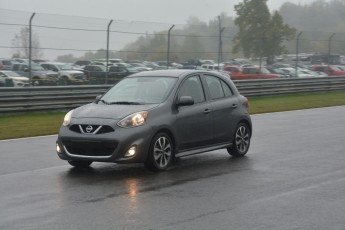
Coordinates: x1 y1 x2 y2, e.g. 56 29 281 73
0 0 325 60
1 0 320 24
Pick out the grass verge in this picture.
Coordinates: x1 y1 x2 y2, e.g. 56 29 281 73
1 91 345 140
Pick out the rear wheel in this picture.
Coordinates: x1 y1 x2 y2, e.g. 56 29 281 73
227 123 251 157
145 132 174 171
68 160 92 168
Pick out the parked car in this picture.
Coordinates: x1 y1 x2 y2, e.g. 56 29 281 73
56 70 252 171
311 65 345 76
223 66 243 75
129 63 153 71
0 59 15 70
74 60 91 68
230 67 279 80
41 62 88 85
280 67 315 78
107 65 138 83
0 70 30 87
12 63 58 86
265 66 291 78
83 65 107 84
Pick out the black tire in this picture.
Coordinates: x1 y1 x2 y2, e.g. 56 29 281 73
68 160 92 168
145 132 174 171
227 122 251 157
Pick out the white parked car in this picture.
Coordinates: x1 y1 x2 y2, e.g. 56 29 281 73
0 70 30 87
41 62 88 85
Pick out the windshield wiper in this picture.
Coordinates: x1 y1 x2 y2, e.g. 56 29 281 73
108 101 143 105
97 99 110 105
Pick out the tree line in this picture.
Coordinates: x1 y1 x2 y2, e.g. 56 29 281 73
12 0 345 64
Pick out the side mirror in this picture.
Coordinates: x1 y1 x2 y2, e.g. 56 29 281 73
94 95 102 103
177 96 194 106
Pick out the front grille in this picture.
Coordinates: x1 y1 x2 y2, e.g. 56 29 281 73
62 139 117 156
69 124 114 134
73 74 85 79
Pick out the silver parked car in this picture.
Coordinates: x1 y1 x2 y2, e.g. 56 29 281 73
56 70 252 171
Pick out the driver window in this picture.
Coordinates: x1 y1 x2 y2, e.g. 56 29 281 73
178 76 205 104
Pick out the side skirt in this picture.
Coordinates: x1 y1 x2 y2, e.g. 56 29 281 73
175 142 232 158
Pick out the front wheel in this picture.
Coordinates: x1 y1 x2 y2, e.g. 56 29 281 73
145 132 174 171
227 123 251 157
68 160 92 168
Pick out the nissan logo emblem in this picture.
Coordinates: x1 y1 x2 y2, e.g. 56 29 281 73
85 125 93 133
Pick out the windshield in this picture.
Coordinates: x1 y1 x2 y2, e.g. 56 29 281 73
101 77 177 104
260 68 270 74
56 64 73 70
3 71 22 77
31 65 46 71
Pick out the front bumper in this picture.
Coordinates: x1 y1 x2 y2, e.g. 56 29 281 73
56 118 153 163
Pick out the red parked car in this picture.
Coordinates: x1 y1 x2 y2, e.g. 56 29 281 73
227 67 279 80
311 65 345 76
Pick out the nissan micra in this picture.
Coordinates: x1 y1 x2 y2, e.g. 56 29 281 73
56 70 252 171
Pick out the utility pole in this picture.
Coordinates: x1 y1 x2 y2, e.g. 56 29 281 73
167 25 175 70
29 13 36 82
296 31 303 77
105 19 113 85
218 16 225 71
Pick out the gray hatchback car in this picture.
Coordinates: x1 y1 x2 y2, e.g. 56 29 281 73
56 70 252 171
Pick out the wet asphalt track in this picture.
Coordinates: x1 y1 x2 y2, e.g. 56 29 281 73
1 106 345 230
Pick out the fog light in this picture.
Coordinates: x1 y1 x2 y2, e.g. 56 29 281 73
125 146 136 157
56 143 62 153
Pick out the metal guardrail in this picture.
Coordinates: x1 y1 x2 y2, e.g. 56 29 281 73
1 76 345 114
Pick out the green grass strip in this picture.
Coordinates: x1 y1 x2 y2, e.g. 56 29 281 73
1 91 345 140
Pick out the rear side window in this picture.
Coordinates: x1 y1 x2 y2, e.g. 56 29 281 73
205 75 233 99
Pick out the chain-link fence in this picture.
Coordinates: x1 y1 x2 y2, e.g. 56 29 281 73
1 8 345 86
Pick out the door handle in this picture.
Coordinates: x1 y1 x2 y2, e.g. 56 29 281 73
204 109 212 114
232 104 238 109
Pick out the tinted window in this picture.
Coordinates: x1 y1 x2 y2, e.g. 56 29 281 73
221 81 233 97
178 76 205 104
205 75 225 100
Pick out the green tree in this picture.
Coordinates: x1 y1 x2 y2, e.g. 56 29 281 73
233 0 296 64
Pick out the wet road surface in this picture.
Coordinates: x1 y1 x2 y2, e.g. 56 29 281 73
1 106 345 230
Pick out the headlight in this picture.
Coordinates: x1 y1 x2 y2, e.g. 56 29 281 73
63 110 74 126
117 111 148 128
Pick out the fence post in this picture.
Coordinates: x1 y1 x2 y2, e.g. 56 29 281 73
259 31 266 68
328 33 335 65
296 31 303 77
167 25 175 69
29 12 36 82
106 19 113 85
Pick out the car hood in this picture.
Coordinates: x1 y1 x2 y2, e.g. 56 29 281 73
60 70 83 74
72 103 158 120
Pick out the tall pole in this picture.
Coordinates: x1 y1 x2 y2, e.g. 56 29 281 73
105 19 113 84
218 16 225 71
29 13 36 82
167 25 175 69
328 33 335 65
296 31 303 78
259 31 266 68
